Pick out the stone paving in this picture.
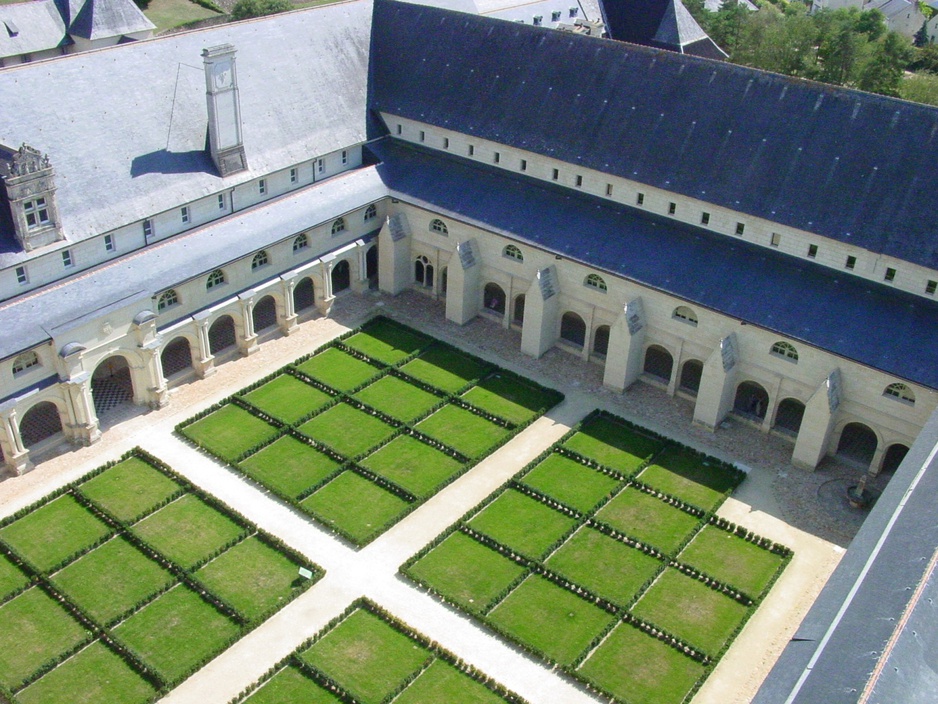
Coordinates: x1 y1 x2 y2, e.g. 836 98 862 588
0 289 858 704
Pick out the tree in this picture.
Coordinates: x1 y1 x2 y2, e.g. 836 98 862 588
900 71 938 105
231 0 291 21
858 31 914 96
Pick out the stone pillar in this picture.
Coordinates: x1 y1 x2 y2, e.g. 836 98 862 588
192 313 216 378
140 341 169 409
520 266 560 358
238 294 258 355
378 213 412 296
446 240 481 325
318 259 335 315
63 373 101 445
693 334 740 430
280 277 298 334
581 306 595 362
792 369 842 471
761 375 783 434
352 241 370 294
0 408 30 475
668 340 684 396
602 298 646 392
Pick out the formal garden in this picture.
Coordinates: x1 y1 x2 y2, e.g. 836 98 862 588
233 599 527 704
178 316 563 546
0 449 320 704
402 410 793 704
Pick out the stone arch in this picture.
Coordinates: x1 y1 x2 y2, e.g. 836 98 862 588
208 315 237 355
734 380 770 420
593 325 610 356
414 256 433 288
881 443 910 475
773 397 805 436
560 311 586 347
91 354 135 418
484 283 506 314
160 336 193 379
365 245 378 281
836 422 879 468
19 400 65 448
332 259 351 293
252 295 278 334
679 359 703 395
294 277 315 313
643 345 673 383
513 294 525 325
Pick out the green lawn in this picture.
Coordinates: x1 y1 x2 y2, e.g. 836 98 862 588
17 641 157 704
461 374 553 424
243 374 333 424
298 403 396 458
181 404 280 462
405 532 527 616
637 447 740 511
51 537 174 625
563 416 663 476
239 436 341 499
395 660 507 704
354 376 441 423
244 665 342 704
295 348 380 391
300 609 429 704
300 472 409 544
132 495 247 569
416 405 508 460
361 435 464 498
578 621 706 704
488 576 615 666
0 495 113 572
142 0 220 33
468 490 576 560
343 320 432 364
546 527 663 608
0 553 30 601
595 487 701 555
521 453 621 513
678 526 785 599
79 456 183 523
400 346 491 393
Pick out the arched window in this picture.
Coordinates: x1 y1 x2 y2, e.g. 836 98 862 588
672 306 698 326
331 218 346 235
884 382 915 405
503 245 523 262
11 351 40 376
584 273 607 292
364 204 377 222
414 255 433 287
157 290 179 312
430 218 448 235
206 269 225 290
293 234 308 252
771 341 799 362
252 251 269 270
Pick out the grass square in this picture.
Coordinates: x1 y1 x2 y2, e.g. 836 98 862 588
563 416 663 476
0 495 113 572
243 374 332 424
181 404 280 462
0 553 30 601
578 621 705 704
295 348 381 391
239 436 341 499
468 489 576 560
416 405 508 460
400 346 490 393
298 403 396 458
678 526 785 599
638 447 740 511
488 576 615 666
631 569 750 656
51 537 174 625
521 453 621 513
132 495 247 569
300 471 409 545
196 537 309 623
395 660 507 704
405 532 526 616
343 320 432 364
244 665 342 704
78 456 183 523
461 373 554 424
114 585 239 684
360 435 464 498
0 588 88 689
17 641 157 704
546 527 663 608
595 487 701 555
300 609 429 704
354 376 441 423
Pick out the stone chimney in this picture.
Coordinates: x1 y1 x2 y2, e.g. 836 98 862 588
202 44 248 177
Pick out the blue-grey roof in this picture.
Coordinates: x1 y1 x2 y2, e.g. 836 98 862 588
0 0 67 60
369 0 938 269
370 137 938 390
69 0 154 41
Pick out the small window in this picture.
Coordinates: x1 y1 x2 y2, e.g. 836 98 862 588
808 244 818 258
331 217 346 235
672 306 698 326
846 255 857 270
444 137 450 149
552 168 559 181
668 202 676 215
364 204 377 221
430 218 448 235
606 184 613 197
771 341 799 362
258 179 267 195
584 273 607 292
143 219 153 238
636 193 644 206
927 280 937 295
15 265 27 285
61 249 73 268
735 222 745 236
206 269 225 290
884 382 915 405
770 233 781 247
293 233 309 252
181 206 190 224
396 124 402 135
885 267 896 282
552 10 561 21
494 152 501 164
575 175 583 187
504 244 523 261
23 198 50 228
290 168 298 184
341 150 348 164
157 289 179 312
252 250 269 270
419 131 425 142
217 193 226 210
520 159 527 172
701 212 710 225
533 15 542 25
11 351 40 376
317 159 325 174
104 234 115 252
468 145 475 156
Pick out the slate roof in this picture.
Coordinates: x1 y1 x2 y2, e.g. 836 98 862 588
370 0 938 269
69 0 154 41
0 1 68 60
370 137 938 390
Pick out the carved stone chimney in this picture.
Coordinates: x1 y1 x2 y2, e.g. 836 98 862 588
0 143 64 251
202 44 248 177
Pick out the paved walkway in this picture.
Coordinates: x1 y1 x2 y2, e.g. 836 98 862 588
0 292 845 704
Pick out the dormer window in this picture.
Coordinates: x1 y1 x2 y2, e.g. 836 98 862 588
569 7 578 17
533 15 542 25
552 10 561 21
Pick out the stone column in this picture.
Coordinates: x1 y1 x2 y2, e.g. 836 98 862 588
192 313 216 378
352 241 370 294
0 408 30 475
140 340 169 409
602 298 646 392
520 267 560 358
318 259 335 315
693 334 739 430
238 294 258 355
280 277 298 334
792 369 842 471
581 306 595 362
63 373 101 445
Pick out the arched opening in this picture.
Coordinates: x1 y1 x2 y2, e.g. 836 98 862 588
91 355 134 418
414 256 433 288
19 401 63 448
365 245 378 282
836 422 879 468
593 325 610 357
513 294 525 325
773 398 805 436
294 278 315 313
332 260 351 293
560 312 586 347
160 337 192 379
733 381 770 420
679 359 703 395
209 315 237 356
643 345 673 383
252 296 277 334
484 283 506 314
881 443 910 475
